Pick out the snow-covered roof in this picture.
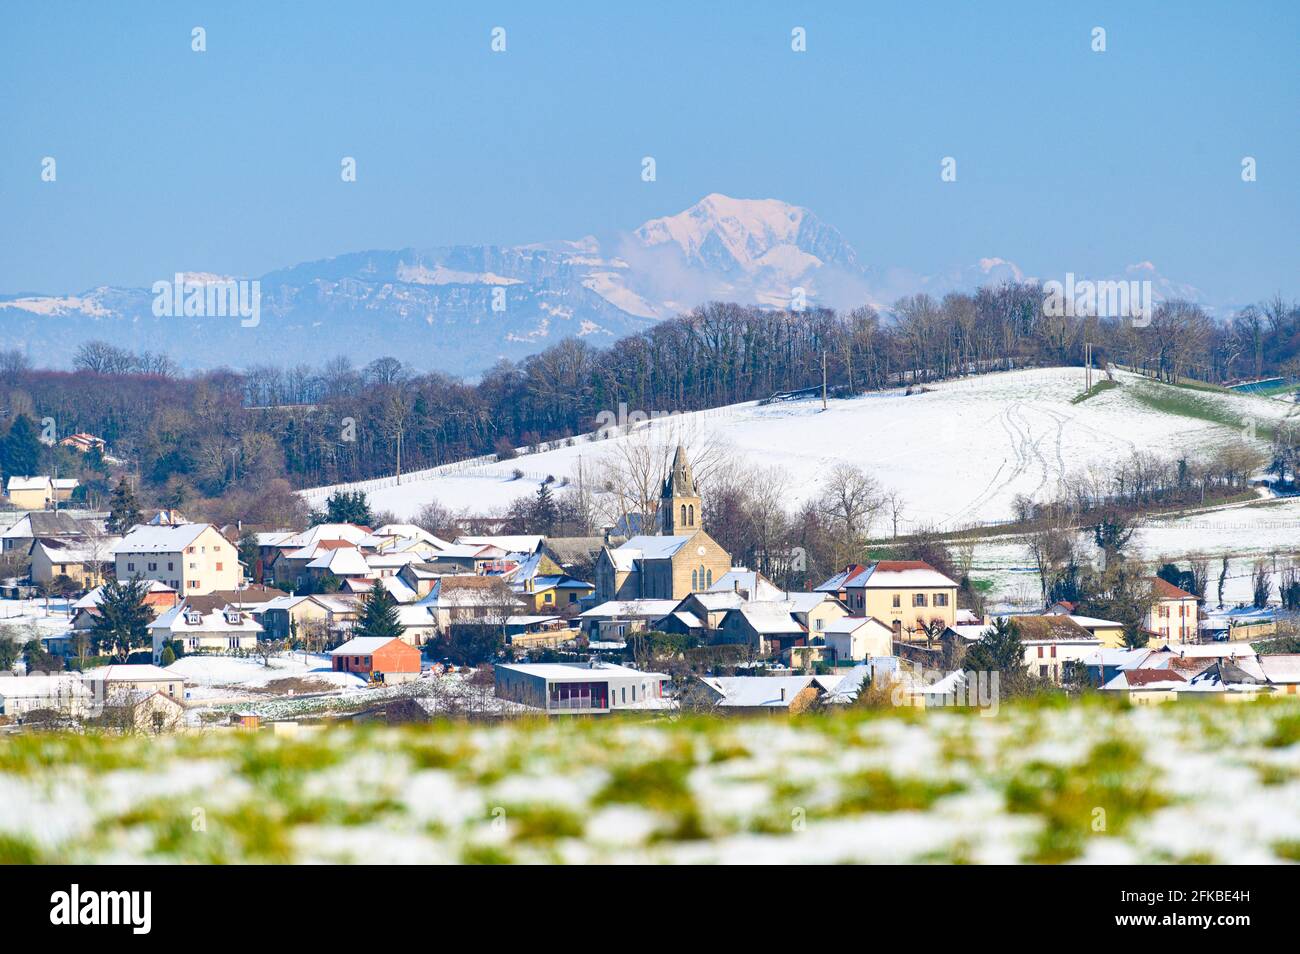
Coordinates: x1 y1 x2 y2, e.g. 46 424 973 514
330 636 408 655
685 591 744 612
731 604 804 635
579 599 680 619
306 547 371 576
112 523 212 554
275 524 372 549
0 674 91 700
1102 669 1186 691
1081 648 1153 669
6 476 51 492
948 624 993 641
670 611 703 629
701 675 820 707
1146 641 1258 659
847 561 959 589
496 661 666 681
612 535 693 561
1065 614 1125 629
706 569 784 600
374 524 451 549
73 580 174 608
149 604 263 634
395 605 435 627
455 534 544 553
30 537 123 564
1259 654 1300 684
823 615 889 635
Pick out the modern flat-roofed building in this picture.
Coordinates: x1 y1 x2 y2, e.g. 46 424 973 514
494 660 669 714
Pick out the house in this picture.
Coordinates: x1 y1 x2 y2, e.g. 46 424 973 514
329 636 422 682
454 534 545 554
341 574 418 604
1101 668 1188 704
1147 577 1200 643
1 511 94 554
593 446 732 602
417 576 523 635
263 523 373 586
1258 654 1300 694
72 580 178 621
823 561 960 641
98 690 186 732
578 598 680 640
58 432 107 454
259 594 333 641
822 616 895 662
28 535 121 588
113 523 240 596
148 603 262 661
506 551 595 612
505 615 578 649
695 675 831 713
716 602 808 657
493 660 669 714
81 664 185 703
1005 615 1103 683
707 568 786 601
0 674 93 719
371 524 451 551
1043 610 1127 648
5 476 56 509
395 605 437 645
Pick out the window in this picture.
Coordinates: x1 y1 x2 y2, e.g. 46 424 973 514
148 562 157 571
127 562 135 572
688 504 694 526
706 569 713 587
191 581 200 590
913 594 927 607
1037 646 1044 658
892 594 901 608
168 562 174 571
692 570 699 590
680 504 687 526
186 546 195 554
216 562 223 572
1050 645 1057 658
934 593 949 607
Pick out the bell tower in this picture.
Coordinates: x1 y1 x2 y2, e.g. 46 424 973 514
660 445 702 536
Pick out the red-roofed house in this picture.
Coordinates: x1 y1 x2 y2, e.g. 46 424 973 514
1147 577 1200 644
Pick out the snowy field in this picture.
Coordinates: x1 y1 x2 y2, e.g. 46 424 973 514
1 698 1297 863
972 495 1300 609
303 367 1295 532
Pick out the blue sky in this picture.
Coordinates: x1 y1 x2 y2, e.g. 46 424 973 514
1 0 1295 303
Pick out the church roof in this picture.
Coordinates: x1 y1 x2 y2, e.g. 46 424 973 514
662 445 698 498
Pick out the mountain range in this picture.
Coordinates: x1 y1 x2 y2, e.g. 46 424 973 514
0 193 1219 377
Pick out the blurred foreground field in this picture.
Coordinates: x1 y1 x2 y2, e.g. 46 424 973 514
3 697 1299 864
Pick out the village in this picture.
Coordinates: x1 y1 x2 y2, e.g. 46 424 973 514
1 433 1297 736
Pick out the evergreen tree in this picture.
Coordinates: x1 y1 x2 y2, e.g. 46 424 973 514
159 644 176 667
355 585 403 640
531 480 558 534
0 414 42 479
105 477 143 533
961 617 1032 694
90 576 152 661
311 490 373 526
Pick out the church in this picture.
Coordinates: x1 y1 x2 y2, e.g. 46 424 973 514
594 445 733 603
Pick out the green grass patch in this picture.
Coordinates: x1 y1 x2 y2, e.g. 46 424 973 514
1070 379 1120 404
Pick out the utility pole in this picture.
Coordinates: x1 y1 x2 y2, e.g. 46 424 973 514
821 350 828 410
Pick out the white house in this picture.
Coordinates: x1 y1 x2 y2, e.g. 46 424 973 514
0 674 93 719
822 616 895 662
149 603 262 661
494 660 669 714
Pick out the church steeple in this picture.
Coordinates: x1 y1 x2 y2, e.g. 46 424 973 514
660 445 702 535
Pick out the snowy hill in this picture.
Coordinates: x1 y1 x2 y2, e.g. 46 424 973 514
302 367 1294 532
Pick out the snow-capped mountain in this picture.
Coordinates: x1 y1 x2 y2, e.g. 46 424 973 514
0 194 1223 376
